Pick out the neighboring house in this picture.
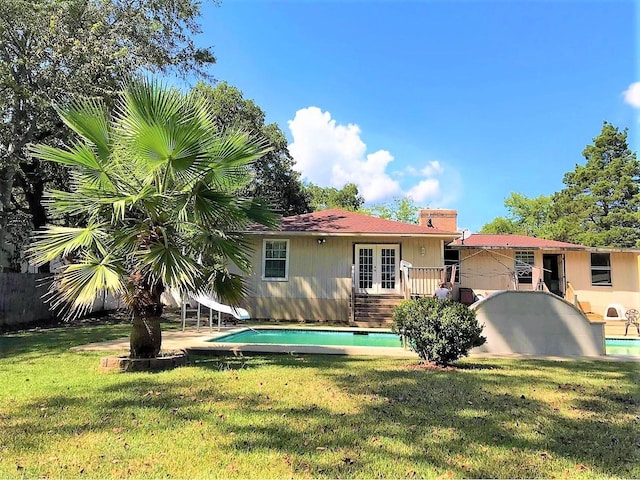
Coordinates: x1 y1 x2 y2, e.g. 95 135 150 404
448 234 640 319
241 209 459 326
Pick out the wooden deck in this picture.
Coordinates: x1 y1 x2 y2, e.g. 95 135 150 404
604 320 640 338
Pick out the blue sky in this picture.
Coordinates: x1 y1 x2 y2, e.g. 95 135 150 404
186 0 638 232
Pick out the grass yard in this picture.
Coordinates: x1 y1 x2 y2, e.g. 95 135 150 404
0 320 639 479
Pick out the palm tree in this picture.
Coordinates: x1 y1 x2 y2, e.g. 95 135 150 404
28 80 278 358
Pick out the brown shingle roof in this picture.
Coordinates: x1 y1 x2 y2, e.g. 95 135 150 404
247 209 458 236
450 234 587 250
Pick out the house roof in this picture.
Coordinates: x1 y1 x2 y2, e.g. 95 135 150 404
246 209 459 237
450 234 588 250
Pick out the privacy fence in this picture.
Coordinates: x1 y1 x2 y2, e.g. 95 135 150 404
0 273 54 327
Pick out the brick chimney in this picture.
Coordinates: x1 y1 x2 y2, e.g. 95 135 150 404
419 209 457 231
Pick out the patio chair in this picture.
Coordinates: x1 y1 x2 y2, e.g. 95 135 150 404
624 309 640 336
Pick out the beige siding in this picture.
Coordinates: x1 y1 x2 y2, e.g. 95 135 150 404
242 235 446 321
565 251 640 317
459 249 517 292
458 248 640 318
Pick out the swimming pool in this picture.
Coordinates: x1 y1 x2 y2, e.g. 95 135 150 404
210 328 640 357
211 329 404 348
605 338 640 357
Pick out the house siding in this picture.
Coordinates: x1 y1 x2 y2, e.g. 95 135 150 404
564 251 640 317
458 248 640 318
242 235 444 321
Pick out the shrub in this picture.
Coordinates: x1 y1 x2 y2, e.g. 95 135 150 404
392 297 486 366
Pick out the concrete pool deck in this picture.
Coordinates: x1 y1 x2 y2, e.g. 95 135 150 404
71 323 639 362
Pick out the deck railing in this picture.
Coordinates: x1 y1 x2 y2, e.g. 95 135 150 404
401 262 445 299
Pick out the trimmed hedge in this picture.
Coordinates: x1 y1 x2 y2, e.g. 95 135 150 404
392 297 486 366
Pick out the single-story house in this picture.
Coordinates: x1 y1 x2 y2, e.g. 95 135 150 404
239 208 459 326
447 233 640 320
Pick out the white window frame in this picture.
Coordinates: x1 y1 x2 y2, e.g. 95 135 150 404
515 250 534 284
590 252 612 286
262 239 289 281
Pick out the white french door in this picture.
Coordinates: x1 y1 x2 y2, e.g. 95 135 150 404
356 244 399 294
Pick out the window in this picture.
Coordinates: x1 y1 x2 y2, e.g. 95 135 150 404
444 247 460 283
263 239 289 280
591 253 611 286
515 250 534 284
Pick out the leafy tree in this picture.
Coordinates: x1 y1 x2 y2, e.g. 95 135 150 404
192 82 311 216
28 80 277 358
364 197 421 224
392 297 486 366
479 217 519 234
305 182 364 211
0 0 217 271
479 193 552 236
549 122 640 247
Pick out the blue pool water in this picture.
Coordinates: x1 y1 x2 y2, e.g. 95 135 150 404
211 329 404 348
210 329 640 356
605 338 640 357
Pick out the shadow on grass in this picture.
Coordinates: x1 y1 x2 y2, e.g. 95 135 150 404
0 317 184 358
2 325 639 478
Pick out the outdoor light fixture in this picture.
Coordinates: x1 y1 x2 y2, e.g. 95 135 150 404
317 238 326 245
420 246 425 256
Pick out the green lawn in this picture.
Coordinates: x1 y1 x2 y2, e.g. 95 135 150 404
0 321 638 479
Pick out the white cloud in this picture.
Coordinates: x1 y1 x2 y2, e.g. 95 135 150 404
623 82 640 108
288 106 459 206
420 161 444 177
407 178 440 203
288 107 400 202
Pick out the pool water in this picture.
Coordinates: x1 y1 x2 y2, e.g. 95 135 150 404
211 328 640 356
212 329 403 348
605 338 640 357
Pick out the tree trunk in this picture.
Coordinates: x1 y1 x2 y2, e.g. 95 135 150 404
128 275 165 359
130 316 162 359
0 161 17 271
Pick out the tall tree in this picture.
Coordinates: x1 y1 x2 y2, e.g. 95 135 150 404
549 122 640 247
0 0 217 270
192 82 311 216
363 197 421 224
305 182 364 211
29 80 277 357
478 216 520 234
479 193 553 236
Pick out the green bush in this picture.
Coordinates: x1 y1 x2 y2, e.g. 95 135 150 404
392 297 486 366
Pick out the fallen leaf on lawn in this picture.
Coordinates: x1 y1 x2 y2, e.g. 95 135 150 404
437 471 454 479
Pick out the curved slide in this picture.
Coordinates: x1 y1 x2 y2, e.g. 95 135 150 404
182 293 250 332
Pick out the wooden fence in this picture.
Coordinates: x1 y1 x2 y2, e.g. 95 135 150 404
0 273 55 326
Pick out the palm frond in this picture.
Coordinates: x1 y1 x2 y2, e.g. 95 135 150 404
201 269 249 307
135 243 200 292
55 97 111 162
46 254 124 320
28 224 109 266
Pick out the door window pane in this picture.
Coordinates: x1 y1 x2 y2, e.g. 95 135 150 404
358 248 373 289
380 248 396 289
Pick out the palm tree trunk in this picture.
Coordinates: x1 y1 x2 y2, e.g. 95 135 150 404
129 276 165 359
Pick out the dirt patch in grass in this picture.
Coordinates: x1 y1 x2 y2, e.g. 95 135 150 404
406 361 457 371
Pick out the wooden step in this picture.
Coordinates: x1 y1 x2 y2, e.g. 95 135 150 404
350 294 404 327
